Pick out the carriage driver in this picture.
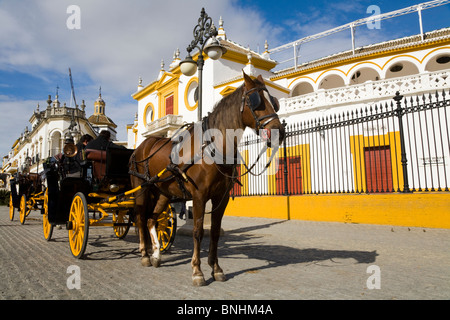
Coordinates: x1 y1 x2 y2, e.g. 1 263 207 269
85 130 124 151
54 134 93 177
75 134 94 162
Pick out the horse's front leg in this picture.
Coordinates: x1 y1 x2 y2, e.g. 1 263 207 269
191 196 206 286
208 193 229 282
147 217 161 267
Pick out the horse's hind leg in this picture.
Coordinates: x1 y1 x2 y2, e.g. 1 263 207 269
208 193 229 282
147 194 170 268
136 210 153 266
133 185 153 267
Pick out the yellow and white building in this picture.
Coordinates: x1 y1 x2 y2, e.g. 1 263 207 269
129 4 450 228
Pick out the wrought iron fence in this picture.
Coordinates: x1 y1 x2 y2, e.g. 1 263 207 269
233 89 450 196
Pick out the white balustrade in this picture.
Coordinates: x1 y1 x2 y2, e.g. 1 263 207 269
282 70 450 114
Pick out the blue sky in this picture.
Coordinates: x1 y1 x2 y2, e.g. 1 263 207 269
1 0 449 158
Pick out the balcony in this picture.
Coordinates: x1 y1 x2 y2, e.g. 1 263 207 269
143 114 184 138
280 70 450 116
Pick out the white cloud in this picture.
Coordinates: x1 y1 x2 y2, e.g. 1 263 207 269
0 0 279 93
0 96 40 156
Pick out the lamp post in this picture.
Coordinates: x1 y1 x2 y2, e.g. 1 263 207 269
179 8 227 121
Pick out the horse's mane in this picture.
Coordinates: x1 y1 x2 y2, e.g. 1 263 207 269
208 84 245 132
208 77 264 131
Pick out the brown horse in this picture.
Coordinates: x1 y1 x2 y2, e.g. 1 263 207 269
129 72 285 286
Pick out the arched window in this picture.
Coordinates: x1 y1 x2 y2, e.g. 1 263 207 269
385 61 419 79
425 54 450 72
50 131 61 157
318 74 345 90
350 67 380 84
291 82 314 97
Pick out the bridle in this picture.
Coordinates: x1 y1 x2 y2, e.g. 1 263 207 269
241 87 280 133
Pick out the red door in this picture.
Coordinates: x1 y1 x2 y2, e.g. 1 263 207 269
364 146 393 193
276 156 303 195
165 95 174 115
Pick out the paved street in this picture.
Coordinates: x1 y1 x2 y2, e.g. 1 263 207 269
1 205 449 301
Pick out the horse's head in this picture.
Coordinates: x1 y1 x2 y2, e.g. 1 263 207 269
240 72 285 147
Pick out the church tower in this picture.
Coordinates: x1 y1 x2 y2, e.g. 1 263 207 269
94 87 105 115
88 87 118 139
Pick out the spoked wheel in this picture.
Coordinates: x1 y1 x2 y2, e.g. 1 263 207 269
19 194 28 225
68 192 89 259
42 189 53 241
156 204 177 253
113 210 131 239
9 194 14 221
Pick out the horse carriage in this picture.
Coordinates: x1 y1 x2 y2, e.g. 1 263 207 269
9 170 47 225
9 72 283 287
43 142 177 258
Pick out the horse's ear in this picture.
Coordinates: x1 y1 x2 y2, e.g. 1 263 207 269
242 71 253 90
256 74 265 84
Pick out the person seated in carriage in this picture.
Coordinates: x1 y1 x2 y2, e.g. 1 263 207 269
54 134 93 178
85 130 124 151
75 134 94 162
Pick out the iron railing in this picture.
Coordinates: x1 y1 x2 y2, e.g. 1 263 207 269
233 89 450 196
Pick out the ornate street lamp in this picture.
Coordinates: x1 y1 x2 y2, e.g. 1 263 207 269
179 8 227 121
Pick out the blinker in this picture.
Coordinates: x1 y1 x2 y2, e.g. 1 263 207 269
248 91 262 111
247 89 280 113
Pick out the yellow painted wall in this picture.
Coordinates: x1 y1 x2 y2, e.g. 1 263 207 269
226 196 289 220
225 193 450 229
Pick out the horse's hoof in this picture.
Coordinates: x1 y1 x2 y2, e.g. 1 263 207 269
150 256 161 268
213 272 226 282
141 256 151 267
192 275 206 287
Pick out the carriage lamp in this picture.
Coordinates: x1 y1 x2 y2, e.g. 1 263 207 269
180 8 227 121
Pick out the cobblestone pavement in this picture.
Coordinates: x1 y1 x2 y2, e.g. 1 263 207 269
1 205 449 301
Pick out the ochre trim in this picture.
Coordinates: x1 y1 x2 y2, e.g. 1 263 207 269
184 77 198 111
274 39 450 82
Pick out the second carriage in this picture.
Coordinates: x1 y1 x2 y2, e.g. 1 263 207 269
9 170 47 225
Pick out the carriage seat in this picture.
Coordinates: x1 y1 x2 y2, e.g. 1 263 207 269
28 172 42 183
86 149 107 180
27 173 43 194
86 148 134 182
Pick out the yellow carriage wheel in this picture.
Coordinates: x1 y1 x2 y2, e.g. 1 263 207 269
19 194 28 225
68 192 89 259
9 193 14 221
156 204 177 253
42 189 53 241
113 211 131 239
